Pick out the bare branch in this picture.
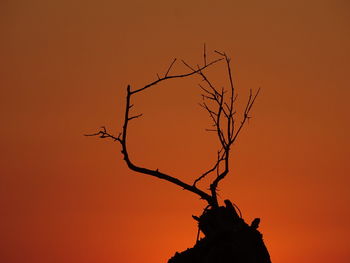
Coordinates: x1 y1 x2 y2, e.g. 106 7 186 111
87 85 217 205
193 160 219 187
199 84 215 97
214 50 225 56
181 59 196 72
231 88 260 143
247 87 261 112
199 71 218 95
201 94 216 101
84 127 122 142
165 58 177 77
193 148 224 187
194 51 260 206
128 113 143 121
132 58 223 95
86 49 260 209
205 129 217 132
86 54 225 207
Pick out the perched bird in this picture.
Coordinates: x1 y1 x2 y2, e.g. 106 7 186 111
250 218 260 229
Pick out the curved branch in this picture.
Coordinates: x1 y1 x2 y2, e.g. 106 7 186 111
87 54 223 207
121 85 214 205
86 49 260 209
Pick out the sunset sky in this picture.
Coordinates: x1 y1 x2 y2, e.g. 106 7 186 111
1 0 350 262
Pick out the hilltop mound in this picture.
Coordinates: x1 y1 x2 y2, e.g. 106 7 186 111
168 200 271 263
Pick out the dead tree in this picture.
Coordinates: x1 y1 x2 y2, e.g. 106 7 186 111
86 48 260 209
86 48 271 263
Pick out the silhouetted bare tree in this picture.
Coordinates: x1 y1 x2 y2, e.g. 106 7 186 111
86 47 271 263
86 47 260 209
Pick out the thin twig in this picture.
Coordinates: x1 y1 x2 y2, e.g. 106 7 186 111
165 58 177 77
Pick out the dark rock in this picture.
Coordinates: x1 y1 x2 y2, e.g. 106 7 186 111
168 200 271 263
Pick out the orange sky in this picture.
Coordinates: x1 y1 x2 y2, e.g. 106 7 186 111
1 0 350 262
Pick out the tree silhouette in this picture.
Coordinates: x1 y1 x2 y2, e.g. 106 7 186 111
86 47 271 263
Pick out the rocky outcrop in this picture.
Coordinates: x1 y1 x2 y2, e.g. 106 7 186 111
168 200 271 263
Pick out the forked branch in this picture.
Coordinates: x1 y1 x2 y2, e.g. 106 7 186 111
188 50 260 206
86 48 260 208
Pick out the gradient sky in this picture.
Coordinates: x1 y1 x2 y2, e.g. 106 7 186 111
1 0 350 262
